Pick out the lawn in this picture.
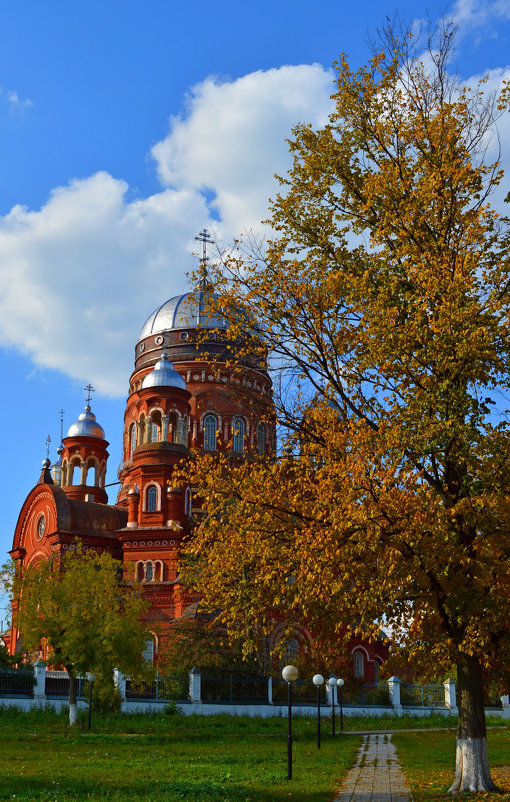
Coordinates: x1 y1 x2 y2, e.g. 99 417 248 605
0 706 360 801
395 726 510 801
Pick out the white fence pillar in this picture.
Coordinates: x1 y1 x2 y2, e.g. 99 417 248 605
501 694 510 719
443 678 458 714
267 676 273 704
33 661 46 700
326 675 338 706
113 668 126 701
189 667 201 703
387 676 402 717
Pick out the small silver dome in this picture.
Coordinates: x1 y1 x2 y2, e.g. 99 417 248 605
66 405 106 439
141 353 187 391
139 289 228 340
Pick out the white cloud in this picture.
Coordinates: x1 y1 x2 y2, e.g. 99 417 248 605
152 65 334 233
7 89 32 109
0 65 334 396
453 0 510 30
1 58 505 401
0 173 210 395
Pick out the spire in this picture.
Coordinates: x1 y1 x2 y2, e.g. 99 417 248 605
38 435 54 484
59 407 65 445
194 228 214 290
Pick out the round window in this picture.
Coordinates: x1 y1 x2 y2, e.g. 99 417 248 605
155 335 164 345
35 514 46 540
139 342 145 353
179 332 189 341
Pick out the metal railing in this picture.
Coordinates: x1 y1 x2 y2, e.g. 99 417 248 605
44 670 86 698
272 678 326 705
0 667 35 697
401 683 445 707
202 674 268 703
125 673 188 700
342 682 390 707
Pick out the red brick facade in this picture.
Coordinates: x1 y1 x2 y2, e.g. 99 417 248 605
7 281 388 679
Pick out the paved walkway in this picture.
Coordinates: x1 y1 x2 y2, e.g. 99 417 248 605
332 733 413 802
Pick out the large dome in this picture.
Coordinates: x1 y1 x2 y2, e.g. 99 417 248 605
139 290 228 341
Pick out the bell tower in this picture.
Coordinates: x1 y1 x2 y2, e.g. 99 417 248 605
61 389 109 504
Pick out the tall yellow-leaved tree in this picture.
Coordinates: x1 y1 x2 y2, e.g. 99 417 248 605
184 22 510 793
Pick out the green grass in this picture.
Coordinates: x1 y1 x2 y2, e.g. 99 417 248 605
0 707 360 801
395 727 510 801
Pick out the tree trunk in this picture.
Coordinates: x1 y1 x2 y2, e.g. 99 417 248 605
448 654 497 794
66 668 78 726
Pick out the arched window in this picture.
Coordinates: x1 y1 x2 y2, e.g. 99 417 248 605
151 423 159 443
147 486 158 512
185 487 192 516
70 461 81 485
233 418 245 454
204 414 217 451
374 660 380 681
130 423 137 458
284 638 299 663
257 424 265 455
142 639 154 663
146 562 154 582
353 650 365 679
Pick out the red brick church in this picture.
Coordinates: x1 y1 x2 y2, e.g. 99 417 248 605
6 236 388 679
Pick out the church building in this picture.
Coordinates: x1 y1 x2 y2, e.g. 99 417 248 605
6 235 388 680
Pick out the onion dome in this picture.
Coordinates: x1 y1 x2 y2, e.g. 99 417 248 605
139 288 228 340
66 405 105 439
141 352 187 391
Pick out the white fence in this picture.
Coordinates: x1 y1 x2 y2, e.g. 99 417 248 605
1 663 509 718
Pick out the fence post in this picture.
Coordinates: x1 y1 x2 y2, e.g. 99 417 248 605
387 676 402 717
443 678 458 714
189 667 201 703
267 676 273 704
33 661 46 700
326 675 338 706
500 694 510 719
113 668 126 702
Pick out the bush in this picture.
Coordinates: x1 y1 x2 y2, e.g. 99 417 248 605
90 671 123 714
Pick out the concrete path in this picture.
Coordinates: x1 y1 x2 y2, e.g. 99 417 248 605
332 733 413 802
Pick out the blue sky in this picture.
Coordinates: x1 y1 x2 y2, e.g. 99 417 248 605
2 0 510 618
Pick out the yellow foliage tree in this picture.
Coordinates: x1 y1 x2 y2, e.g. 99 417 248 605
184 22 510 794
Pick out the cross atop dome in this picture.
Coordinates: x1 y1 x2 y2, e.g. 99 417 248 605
194 228 214 290
84 383 95 405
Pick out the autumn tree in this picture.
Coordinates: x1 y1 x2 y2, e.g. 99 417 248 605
184 21 510 794
8 547 152 725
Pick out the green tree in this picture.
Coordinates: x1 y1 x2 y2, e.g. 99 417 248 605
185 22 510 793
9 546 152 725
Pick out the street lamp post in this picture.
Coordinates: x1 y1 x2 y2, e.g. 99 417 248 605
282 665 298 780
86 672 96 731
337 678 344 732
312 674 324 749
328 676 337 735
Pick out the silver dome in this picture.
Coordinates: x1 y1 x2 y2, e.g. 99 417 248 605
66 405 106 439
139 289 228 340
141 353 187 391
